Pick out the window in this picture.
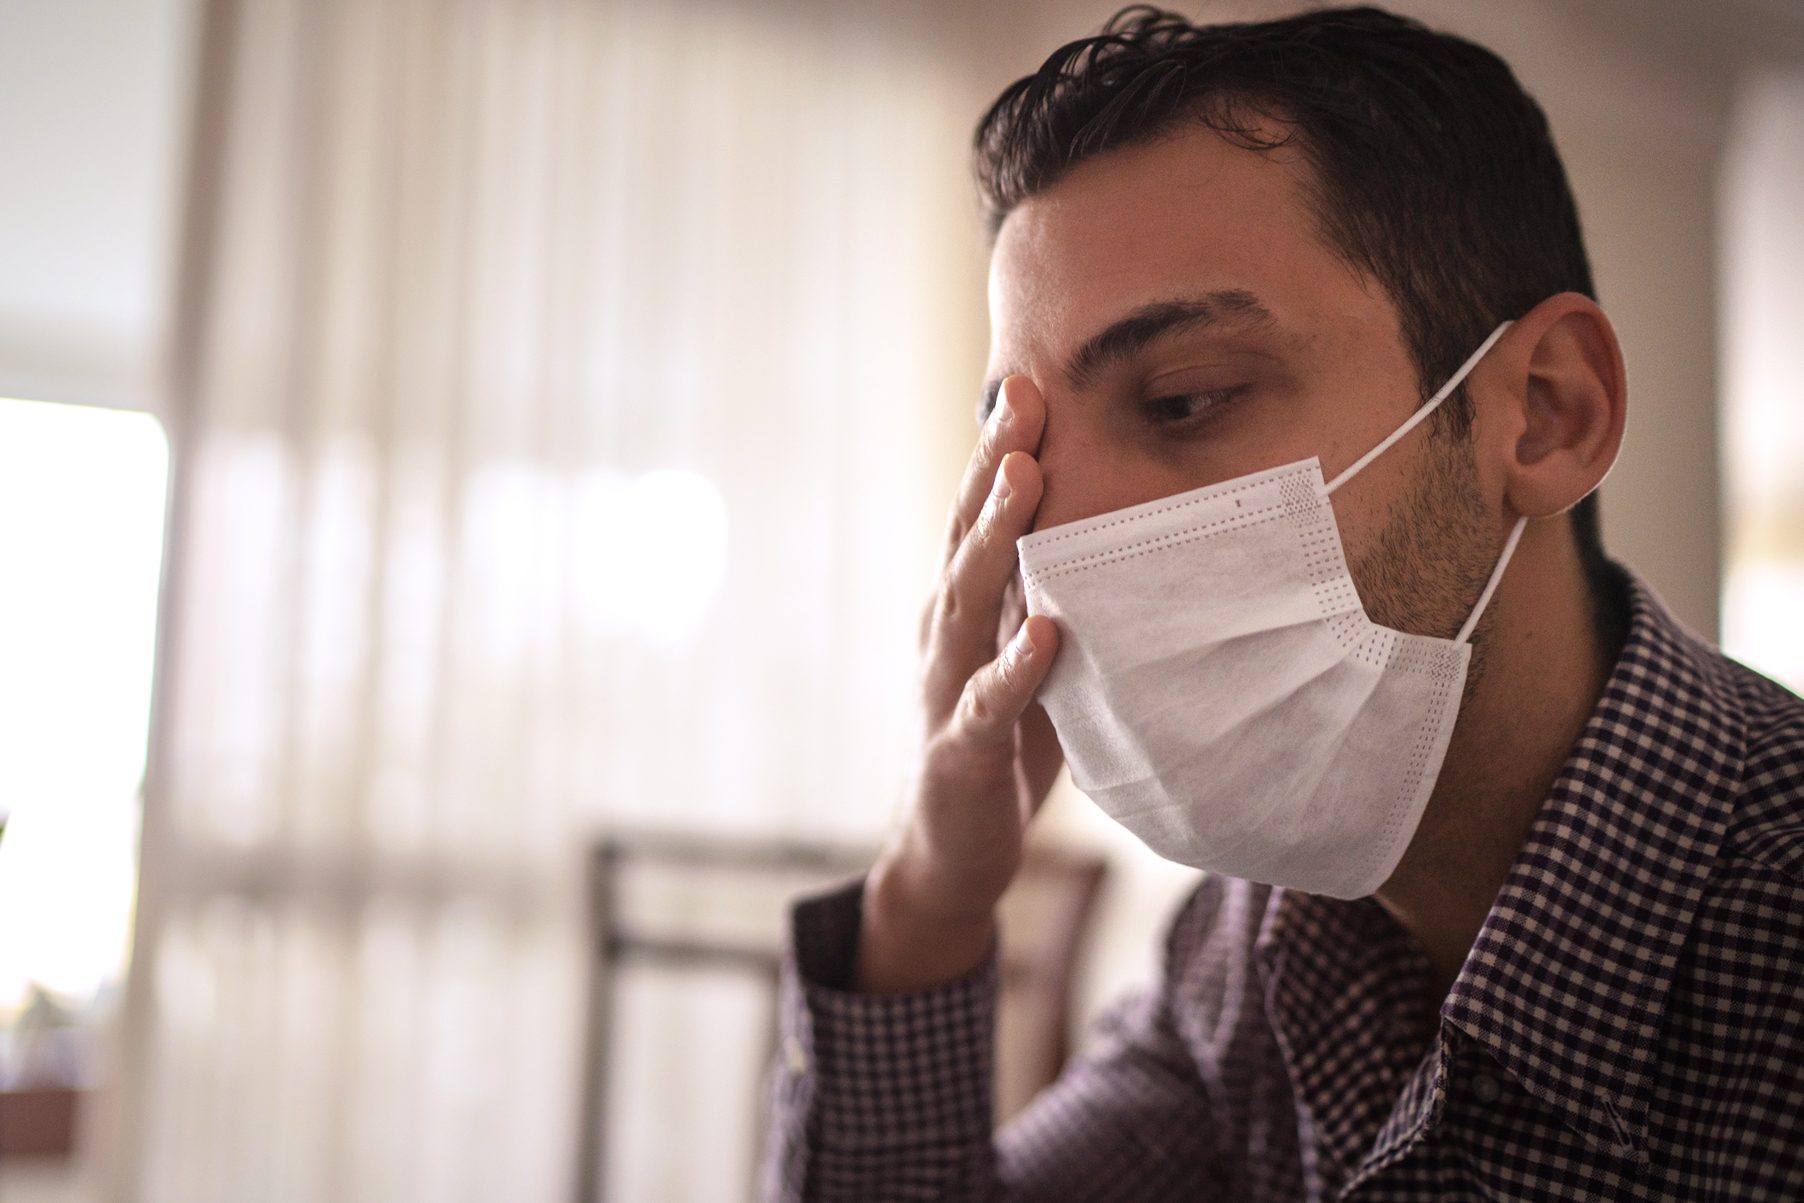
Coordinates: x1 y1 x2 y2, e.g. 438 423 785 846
0 398 168 1102
1721 70 1804 694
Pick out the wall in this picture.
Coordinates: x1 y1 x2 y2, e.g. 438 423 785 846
0 0 197 412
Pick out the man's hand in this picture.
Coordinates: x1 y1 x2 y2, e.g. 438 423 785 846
855 377 1063 994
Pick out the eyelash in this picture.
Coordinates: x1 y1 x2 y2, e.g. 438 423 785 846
1142 386 1244 428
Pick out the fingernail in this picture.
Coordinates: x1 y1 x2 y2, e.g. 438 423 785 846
1011 622 1036 660
993 382 1016 428
991 457 1013 501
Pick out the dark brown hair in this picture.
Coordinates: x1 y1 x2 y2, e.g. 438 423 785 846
974 4 1607 585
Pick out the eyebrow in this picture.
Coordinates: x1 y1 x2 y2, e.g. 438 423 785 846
979 288 1277 423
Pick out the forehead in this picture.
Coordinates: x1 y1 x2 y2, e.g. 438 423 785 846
986 124 1382 368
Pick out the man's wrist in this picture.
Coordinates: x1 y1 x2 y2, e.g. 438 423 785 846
854 852 997 995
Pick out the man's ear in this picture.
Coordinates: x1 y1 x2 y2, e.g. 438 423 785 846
1487 292 1627 520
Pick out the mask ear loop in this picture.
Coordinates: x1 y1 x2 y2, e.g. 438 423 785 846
1324 321 1513 496
1317 320 1523 644
1455 515 1528 645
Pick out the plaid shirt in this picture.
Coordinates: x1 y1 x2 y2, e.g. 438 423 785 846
765 570 1804 1200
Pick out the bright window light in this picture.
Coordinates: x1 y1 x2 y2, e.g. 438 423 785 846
0 397 168 1059
1721 71 1804 695
574 467 729 644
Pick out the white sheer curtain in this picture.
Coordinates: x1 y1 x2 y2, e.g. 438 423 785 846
106 0 985 1197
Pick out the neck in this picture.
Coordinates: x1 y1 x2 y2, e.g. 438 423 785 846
1374 525 1621 1006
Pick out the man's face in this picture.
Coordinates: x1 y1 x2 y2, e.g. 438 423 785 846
985 123 1494 641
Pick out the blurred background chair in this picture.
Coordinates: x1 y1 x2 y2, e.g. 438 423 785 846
574 831 1108 1203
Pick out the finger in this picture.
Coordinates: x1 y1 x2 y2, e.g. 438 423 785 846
924 451 1044 708
940 376 1046 567
950 616 1059 749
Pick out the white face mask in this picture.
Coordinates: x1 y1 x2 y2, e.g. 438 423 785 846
1018 323 1524 899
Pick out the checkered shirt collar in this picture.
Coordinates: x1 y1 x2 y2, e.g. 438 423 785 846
1440 571 1742 1156
1254 570 1744 1169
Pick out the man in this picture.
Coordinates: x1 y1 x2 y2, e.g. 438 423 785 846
765 7 1804 1199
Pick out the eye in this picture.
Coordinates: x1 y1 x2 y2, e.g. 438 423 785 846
1142 386 1244 429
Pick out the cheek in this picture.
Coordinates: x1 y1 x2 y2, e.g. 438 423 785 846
1031 425 1199 532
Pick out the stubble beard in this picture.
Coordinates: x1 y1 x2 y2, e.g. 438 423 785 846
1352 416 1500 702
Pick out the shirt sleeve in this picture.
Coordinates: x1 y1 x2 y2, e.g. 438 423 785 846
761 877 1227 1202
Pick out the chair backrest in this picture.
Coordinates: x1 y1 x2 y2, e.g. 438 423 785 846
573 830 1108 1203
992 844 1110 1123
